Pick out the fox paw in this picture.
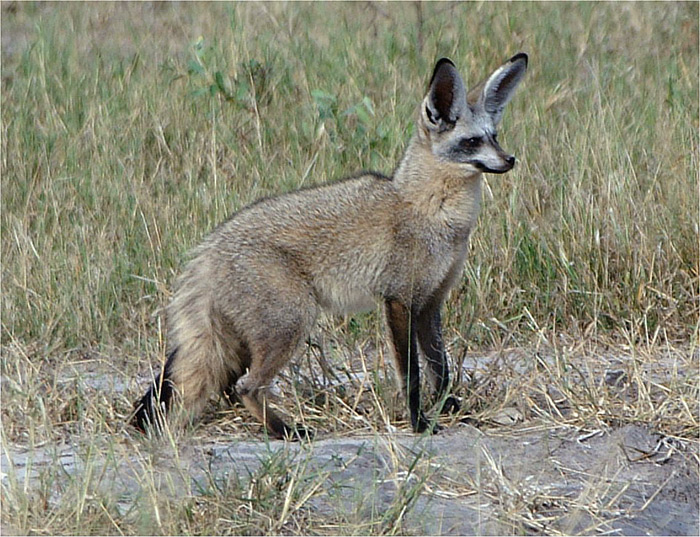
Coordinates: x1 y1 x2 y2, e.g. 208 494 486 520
414 413 442 435
440 395 461 415
284 424 315 442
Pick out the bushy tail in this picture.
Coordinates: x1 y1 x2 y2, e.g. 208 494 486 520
131 348 177 433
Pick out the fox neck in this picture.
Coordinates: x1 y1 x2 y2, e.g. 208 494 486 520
393 135 483 235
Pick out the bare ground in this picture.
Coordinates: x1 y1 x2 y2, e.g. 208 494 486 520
2 346 698 535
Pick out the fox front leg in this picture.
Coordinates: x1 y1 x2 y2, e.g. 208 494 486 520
416 307 460 415
385 299 438 433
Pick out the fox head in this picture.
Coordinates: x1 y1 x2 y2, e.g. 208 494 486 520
418 53 528 175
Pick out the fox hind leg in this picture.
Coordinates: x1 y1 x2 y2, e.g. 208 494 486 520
234 300 318 440
236 357 314 440
235 336 315 440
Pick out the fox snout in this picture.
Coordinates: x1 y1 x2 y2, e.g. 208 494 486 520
468 137 518 174
490 137 516 173
479 151 516 174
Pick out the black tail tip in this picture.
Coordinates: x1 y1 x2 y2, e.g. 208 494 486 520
130 349 178 433
129 378 174 433
130 389 158 433
130 399 151 433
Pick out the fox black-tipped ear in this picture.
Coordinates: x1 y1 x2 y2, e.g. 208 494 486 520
423 57 467 132
508 52 528 67
429 58 456 86
475 52 528 126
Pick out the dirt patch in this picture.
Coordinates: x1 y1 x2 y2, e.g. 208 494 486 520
3 421 697 535
202 424 698 535
2 342 697 534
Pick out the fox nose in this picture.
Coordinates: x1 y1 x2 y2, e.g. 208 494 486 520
505 154 516 167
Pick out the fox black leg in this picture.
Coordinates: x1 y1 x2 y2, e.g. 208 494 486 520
417 307 460 415
386 300 437 433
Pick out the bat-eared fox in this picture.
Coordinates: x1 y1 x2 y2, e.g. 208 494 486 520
132 53 528 440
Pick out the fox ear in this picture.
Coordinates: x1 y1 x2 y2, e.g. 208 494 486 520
421 58 467 133
472 52 528 125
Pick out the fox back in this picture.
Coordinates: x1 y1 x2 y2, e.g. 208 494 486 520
132 53 528 439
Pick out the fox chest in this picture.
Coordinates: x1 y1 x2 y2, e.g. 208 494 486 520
424 233 471 297
385 224 472 309
440 240 471 295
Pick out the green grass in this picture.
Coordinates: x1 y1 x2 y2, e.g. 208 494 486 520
1 2 698 535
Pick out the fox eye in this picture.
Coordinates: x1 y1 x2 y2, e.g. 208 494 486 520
462 137 482 148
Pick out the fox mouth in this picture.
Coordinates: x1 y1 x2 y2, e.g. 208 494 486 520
471 161 515 174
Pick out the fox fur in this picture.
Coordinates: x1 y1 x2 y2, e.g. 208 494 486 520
132 53 528 439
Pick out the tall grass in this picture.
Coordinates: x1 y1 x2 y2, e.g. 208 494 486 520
2 3 697 353
1 2 698 535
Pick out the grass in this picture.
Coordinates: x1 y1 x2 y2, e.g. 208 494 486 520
1 2 698 535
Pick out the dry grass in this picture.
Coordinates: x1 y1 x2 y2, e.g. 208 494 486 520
2 333 697 535
1 2 698 535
